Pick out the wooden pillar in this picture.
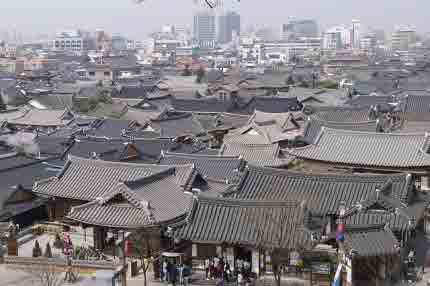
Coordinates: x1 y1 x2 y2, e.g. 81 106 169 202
7 238 18 256
94 227 106 250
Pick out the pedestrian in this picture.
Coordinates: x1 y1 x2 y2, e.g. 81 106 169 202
205 258 210 280
183 263 191 286
159 258 164 282
209 260 215 280
170 262 178 286
164 260 170 283
225 262 231 282
178 263 184 284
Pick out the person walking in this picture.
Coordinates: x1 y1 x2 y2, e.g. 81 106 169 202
170 262 178 286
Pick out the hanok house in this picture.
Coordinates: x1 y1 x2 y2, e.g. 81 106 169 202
169 196 324 277
6 107 75 132
223 166 429 285
0 152 64 226
287 128 430 186
223 110 304 148
32 155 239 253
158 152 246 196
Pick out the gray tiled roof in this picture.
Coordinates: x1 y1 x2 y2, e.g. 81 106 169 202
173 196 315 250
125 165 197 223
121 107 162 126
302 118 379 144
171 97 234 113
67 184 155 229
86 118 133 139
306 106 371 123
344 227 398 257
344 211 410 233
159 152 245 182
345 95 395 107
28 94 74 110
8 108 74 127
150 112 206 138
66 163 197 228
0 109 26 122
229 166 412 215
194 113 250 131
33 155 171 201
220 143 292 167
288 128 430 169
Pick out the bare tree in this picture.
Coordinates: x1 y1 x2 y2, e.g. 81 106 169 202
28 265 64 286
129 231 158 286
251 204 309 286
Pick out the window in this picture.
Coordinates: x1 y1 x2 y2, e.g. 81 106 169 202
89 71 95 77
104 71 111 76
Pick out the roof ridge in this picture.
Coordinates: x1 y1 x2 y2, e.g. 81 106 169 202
66 155 171 169
196 195 302 208
124 167 177 187
163 151 240 160
323 127 428 137
309 118 378 126
245 164 411 181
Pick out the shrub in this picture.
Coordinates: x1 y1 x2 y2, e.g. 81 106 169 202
319 79 339 89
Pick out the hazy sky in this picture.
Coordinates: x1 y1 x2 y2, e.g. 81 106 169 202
0 0 428 39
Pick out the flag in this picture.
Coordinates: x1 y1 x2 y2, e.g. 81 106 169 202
331 264 342 286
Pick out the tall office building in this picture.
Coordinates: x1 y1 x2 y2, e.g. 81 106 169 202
218 11 240 44
281 19 318 41
193 11 216 48
351 20 361 49
391 26 416 51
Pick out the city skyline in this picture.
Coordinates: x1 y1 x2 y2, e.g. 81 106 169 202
0 0 429 40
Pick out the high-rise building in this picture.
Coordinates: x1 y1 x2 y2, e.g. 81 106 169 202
218 11 240 44
360 33 377 53
322 26 345 51
351 20 361 49
193 11 216 48
281 19 318 41
111 35 128 51
391 26 416 51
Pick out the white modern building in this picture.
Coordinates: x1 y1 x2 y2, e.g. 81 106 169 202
391 26 416 51
51 30 92 52
193 11 216 48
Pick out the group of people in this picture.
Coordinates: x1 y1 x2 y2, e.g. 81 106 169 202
160 259 192 286
205 257 231 282
205 256 252 284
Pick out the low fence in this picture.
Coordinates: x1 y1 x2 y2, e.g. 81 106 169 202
4 256 121 270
